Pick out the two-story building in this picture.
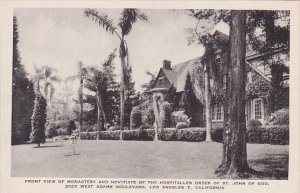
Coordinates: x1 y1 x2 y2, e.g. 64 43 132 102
150 30 289 128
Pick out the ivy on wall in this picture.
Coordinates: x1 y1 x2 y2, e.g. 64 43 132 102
245 74 271 100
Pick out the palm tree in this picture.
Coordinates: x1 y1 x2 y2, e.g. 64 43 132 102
66 62 85 138
84 8 148 131
83 68 106 131
41 66 60 120
82 50 116 132
31 65 44 96
32 65 60 101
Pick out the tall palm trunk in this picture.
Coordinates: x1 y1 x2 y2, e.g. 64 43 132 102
204 63 212 142
78 74 83 139
96 93 106 131
119 40 127 134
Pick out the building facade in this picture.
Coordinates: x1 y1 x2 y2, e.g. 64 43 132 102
150 31 289 128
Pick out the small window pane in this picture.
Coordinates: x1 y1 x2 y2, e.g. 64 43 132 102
216 105 222 120
254 100 262 120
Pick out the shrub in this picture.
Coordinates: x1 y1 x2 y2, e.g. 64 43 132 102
82 124 99 132
46 122 58 139
270 108 289 125
108 125 120 131
57 127 69 135
159 128 177 141
130 107 142 130
160 102 173 128
247 125 289 145
56 120 69 130
247 119 262 130
140 101 155 128
176 122 189 129
269 125 289 145
247 127 265 144
122 129 155 141
99 130 121 140
30 95 47 146
80 131 99 140
104 123 111 131
211 128 223 142
175 127 206 142
68 120 76 135
171 110 191 127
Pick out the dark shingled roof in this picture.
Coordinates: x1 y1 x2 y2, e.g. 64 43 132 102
161 68 177 87
173 57 202 92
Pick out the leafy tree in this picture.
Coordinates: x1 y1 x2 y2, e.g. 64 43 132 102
165 84 178 110
30 94 47 147
66 62 85 138
12 16 35 144
84 8 148 130
101 50 120 125
82 50 117 131
269 61 289 112
186 9 289 177
181 73 202 127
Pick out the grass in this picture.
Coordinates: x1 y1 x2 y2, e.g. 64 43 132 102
11 139 288 179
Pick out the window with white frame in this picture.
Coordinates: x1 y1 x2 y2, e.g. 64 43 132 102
211 105 223 121
253 99 263 120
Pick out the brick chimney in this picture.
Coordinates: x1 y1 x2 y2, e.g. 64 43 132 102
163 60 171 70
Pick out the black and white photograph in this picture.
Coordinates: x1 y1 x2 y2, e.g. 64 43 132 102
1 1 299 192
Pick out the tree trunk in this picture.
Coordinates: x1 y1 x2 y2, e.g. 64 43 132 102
204 63 212 142
216 10 249 178
96 93 106 131
119 39 127 139
78 74 83 140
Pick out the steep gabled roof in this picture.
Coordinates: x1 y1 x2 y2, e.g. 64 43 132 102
151 68 177 90
162 68 177 87
174 57 202 92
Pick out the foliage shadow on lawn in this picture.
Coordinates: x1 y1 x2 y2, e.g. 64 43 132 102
247 152 288 179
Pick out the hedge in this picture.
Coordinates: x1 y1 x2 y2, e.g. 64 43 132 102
78 125 288 145
159 127 223 142
247 125 289 145
99 130 121 140
175 127 206 142
159 128 177 141
80 131 99 140
122 129 155 141
211 127 224 143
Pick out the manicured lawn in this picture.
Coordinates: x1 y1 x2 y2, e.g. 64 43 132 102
11 139 288 179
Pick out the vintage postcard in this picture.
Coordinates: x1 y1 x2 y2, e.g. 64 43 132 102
1 1 299 193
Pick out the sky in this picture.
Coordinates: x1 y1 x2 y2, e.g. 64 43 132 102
15 8 229 97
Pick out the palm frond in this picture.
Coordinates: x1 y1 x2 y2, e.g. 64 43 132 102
84 8 118 35
119 9 148 36
102 48 117 68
